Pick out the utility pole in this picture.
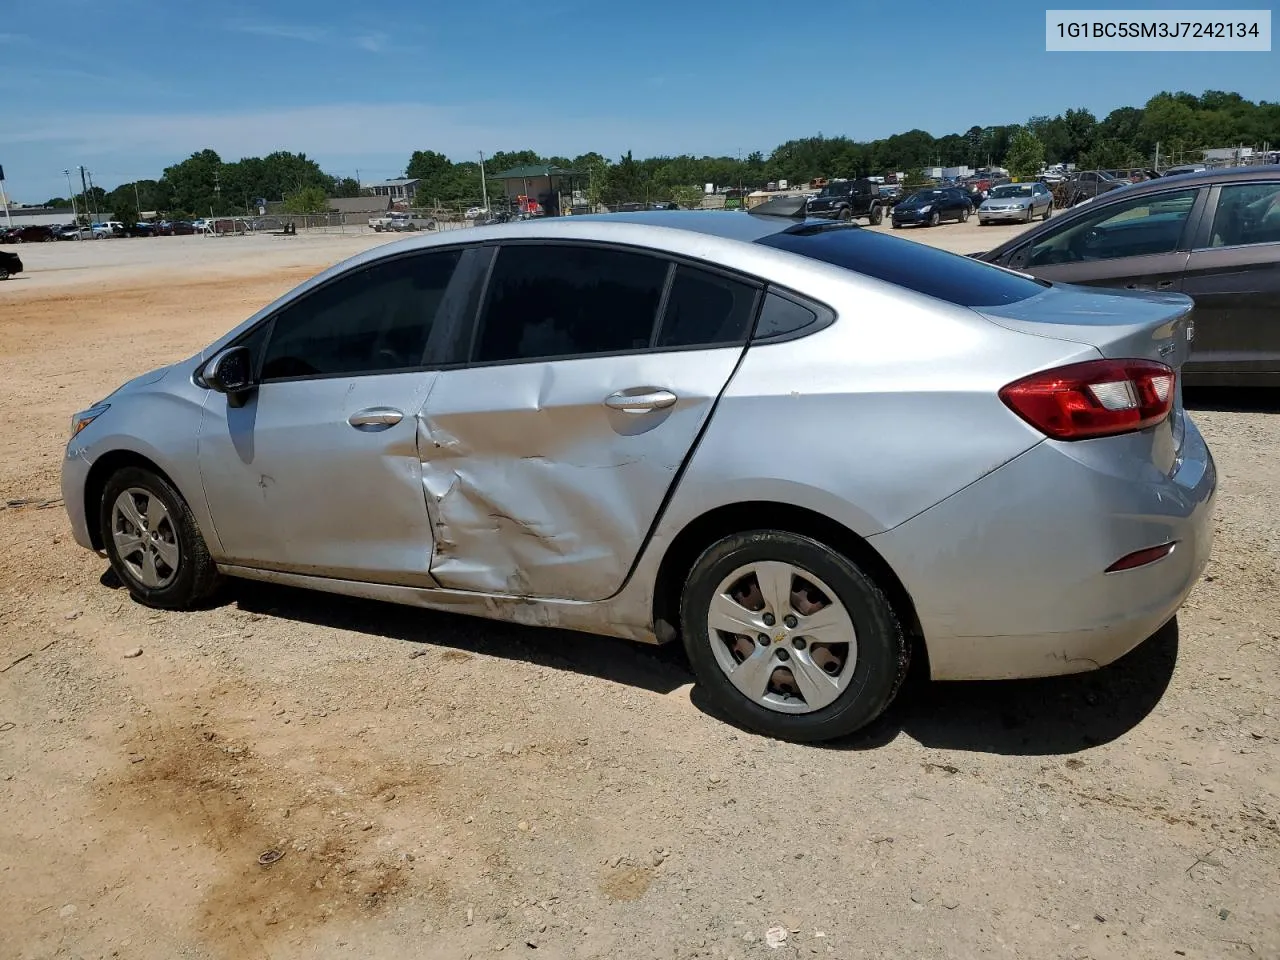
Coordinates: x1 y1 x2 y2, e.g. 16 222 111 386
0 163 11 228
478 151 488 211
133 181 142 219
65 169 79 223
86 168 100 221
79 166 90 221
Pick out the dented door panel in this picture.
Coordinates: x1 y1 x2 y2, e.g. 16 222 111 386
419 349 744 601
197 373 440 584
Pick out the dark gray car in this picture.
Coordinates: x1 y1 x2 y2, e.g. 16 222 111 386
975 165 1280 387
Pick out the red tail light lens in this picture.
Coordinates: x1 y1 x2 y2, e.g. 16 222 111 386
999 359 1176 440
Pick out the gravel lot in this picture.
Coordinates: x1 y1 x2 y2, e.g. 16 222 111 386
1 220 1277 960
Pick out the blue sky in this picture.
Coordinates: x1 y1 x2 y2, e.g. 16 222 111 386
1 0 1276 202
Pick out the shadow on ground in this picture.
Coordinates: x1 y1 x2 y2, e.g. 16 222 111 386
218 578 1177 758
1184 387 1280 414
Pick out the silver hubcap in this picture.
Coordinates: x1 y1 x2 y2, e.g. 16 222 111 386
707 562 857 714
111 488 180 589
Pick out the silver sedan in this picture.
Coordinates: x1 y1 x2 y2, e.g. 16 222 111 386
979 182 1055 224
61 206 1215 742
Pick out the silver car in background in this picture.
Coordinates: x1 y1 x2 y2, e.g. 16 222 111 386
61 207 1215 742
979 181 1055 224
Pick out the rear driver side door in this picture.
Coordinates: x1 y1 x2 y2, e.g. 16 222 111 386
419 241 760 602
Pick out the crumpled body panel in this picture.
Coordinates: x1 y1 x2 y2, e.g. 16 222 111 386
418 349 744 601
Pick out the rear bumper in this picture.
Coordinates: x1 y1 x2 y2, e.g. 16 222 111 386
869 411 1216 680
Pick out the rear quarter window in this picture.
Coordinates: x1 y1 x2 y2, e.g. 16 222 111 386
757 227 1048 307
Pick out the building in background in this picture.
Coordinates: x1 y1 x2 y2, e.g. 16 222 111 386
361 178 421 204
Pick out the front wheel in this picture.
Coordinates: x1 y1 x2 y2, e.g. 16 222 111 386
838 207 852 222
928 210 940 227
869 205 883 225
1042 203 1052 221
680 531 908 743
959 207 970 222
99 467 222 610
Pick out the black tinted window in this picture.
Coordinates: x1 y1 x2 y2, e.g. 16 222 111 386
1028 188 1198 266
656 267 757 348
475 244 667 362
757 227 1047 307
1207 182 1280 247
753 291 825 340
261 250 461 380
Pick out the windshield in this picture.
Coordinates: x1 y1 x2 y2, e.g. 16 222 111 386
903 190 944 204
990 184 1034 198
819 183 849 196
756 226 1048 307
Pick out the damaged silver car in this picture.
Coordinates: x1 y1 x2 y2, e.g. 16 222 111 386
62 206 1215 742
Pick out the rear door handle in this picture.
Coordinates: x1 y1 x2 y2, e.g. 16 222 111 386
1126 280 1175 290
348 407 404 430
603 390 677 414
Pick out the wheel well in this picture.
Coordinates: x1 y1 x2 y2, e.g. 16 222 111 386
650 501 926 658
82 451 180 550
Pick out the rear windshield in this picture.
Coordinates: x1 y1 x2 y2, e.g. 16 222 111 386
756 226 1049 307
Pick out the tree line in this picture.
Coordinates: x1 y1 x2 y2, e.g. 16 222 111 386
43 90 1280 218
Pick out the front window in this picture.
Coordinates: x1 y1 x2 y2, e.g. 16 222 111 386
757 226 1048 307
902 190 944 205
1027 188 1199 266
819 183 849 197
990 184 1034 199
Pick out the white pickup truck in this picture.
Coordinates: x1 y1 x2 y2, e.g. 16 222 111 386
369 213 437 232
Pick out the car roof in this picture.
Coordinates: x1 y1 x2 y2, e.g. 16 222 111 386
567 209 802 242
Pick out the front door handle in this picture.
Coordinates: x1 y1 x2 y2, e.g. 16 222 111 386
1126 280 1175 291
603 390 677 414
348 407 404 430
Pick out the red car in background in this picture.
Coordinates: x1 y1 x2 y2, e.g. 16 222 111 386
0 224 56 243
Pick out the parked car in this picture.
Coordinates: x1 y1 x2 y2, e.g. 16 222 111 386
891 188 972 227
1061 170 1130 207
385 213 437 232
58 225 94 240
804 179 887 224
62 207 1215 742
978 182 1055 225
973 165 1280 386
2 224 56 243
92 221 125 239
464 207 489 220
0 249 21 279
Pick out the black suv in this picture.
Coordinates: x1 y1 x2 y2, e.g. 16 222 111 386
805 179 886 224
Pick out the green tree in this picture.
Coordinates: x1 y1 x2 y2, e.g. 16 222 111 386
670 184 705 208
283 185 330 214
1005 127 1046 179
332 177 361 198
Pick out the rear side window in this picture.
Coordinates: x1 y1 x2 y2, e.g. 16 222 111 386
752 291 829 341
474 244 667 363
655 267 758 348
756 227 1048 307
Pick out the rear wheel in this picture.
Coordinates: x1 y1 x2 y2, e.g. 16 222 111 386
0 268 9 280
869 205 883 225
680 531 908 743
959 207 970 222
99 467 221 610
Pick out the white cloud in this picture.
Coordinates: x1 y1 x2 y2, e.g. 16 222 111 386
355 32 387 53
224 19 328 43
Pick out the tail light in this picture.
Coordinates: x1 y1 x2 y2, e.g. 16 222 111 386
999 359 1176 440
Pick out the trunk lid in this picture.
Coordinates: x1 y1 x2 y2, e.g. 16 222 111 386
976 282 1195 454
975 281 1194 369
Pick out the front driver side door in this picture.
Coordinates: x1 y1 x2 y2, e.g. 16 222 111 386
196 247 475 585
1005 186 1203 292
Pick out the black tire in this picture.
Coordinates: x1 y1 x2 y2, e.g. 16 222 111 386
959 207 970 222
838 207 852 222
0 269 9 281
679 530 909 743
891 221 901 229
1042 203 1052 221
928 210 940 227
869 205 883 225
99 466 221 610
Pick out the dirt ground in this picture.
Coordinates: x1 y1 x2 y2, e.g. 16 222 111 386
1 222 1277 960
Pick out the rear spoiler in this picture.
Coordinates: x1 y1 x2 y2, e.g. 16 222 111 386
747 196 811 219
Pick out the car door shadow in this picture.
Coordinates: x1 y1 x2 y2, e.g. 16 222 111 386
226 579 694 696
223 578 1177 757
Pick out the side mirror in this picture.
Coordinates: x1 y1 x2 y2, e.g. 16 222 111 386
201 346 255 407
